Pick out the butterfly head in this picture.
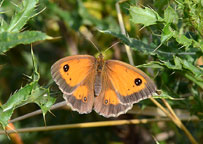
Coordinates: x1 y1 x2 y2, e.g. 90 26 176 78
98 53 104 59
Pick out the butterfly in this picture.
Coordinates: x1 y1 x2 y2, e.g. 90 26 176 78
51 53 157 117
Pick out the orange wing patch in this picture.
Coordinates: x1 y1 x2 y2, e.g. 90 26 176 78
59 58 93 87
104 89 120 105
106 62 147 96
73 85 88 102
51 55 96 94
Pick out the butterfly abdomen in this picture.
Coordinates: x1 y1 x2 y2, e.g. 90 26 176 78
94 72 102 97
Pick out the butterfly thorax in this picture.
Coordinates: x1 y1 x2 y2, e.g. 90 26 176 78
96 53 104 73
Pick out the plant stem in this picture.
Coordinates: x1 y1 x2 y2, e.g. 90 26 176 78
0 117 199 135
9 101 67 123
150 97 198 144
116 2 134 66
162 99 198 144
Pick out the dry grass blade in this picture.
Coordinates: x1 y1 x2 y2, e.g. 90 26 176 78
150 97 198 144
116 2 134 66
161 99 199 144
0 117 199 135
9 101 67 123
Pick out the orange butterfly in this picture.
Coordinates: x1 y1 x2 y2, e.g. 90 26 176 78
51 53 157 117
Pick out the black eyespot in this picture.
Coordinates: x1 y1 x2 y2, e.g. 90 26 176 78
69 78 71 81
84 97 87 101
63 64 69 72
105 100 108 104
134 78 142 86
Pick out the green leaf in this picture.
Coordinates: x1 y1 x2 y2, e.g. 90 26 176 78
181 59 203 78
98 29 195 59
0 19 9 33
137 61 165 69
0 31 52 54
184 72 203 89
98 29 156 54
173 32 193 49
129 6 163 27
161 24 175 43
164 6 178 24
162 56 183 70
31 47 40 81
1 82 37 112
0 108 13 129
0 84 55 128
153 90 184 100
193 40 203 51
4 0 39 32
0 82 37 129
35 88 56 115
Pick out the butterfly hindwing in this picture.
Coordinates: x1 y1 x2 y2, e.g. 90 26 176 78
105 60 157 105
94 72 133 117
63 72 95 114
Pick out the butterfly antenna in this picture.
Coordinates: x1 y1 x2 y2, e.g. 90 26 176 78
87 38 101 53
81 32 101 53
104 41 120 54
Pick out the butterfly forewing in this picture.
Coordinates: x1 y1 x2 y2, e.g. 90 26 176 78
51 55 96 94
105 60 157 105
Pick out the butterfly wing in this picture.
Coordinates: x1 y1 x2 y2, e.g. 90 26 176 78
94 72 133 117
51 55 96 113
105 60 157 105
63 72 95 114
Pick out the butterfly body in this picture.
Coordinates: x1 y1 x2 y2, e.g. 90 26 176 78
51 54 157 117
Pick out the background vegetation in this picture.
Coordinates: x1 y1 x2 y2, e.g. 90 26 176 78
0 0 202 143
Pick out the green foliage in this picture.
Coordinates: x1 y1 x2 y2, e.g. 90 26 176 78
0 0 52 53
0 0 202 143
129 6 163 27
0 48 55 129
0 0 55 129
2 0 38 32
0 31 52 53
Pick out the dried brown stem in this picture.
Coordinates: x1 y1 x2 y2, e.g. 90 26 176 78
116 2 134 66
150 97 198 144
0 117 199 135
